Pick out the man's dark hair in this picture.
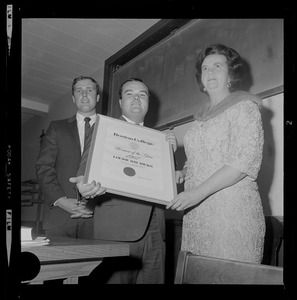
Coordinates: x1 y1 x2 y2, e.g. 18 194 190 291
118 78 150 99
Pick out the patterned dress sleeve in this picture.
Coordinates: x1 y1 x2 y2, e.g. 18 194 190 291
225 100 264 179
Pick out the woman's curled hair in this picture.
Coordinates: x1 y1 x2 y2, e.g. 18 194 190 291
195 43 244 93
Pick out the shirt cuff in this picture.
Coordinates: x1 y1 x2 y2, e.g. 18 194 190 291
50 196 66 208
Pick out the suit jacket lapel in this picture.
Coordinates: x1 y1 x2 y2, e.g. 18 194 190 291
67 115 81 151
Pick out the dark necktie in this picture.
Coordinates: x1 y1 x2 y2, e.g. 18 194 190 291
84 117 91 150
77 118 94 176
76 117 93 202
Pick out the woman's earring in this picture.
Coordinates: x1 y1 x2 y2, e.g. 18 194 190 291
203 87 206 92
227 81 231 88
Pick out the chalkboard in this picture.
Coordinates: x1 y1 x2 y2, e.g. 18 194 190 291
104 19 283 129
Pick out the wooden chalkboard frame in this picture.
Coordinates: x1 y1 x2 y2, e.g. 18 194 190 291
101 19 191 127
102 19 283 130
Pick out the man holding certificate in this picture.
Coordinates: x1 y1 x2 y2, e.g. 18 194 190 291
70 78 177 284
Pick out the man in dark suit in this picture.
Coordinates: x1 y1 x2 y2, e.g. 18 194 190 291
36 76 100 238
70 78 177 284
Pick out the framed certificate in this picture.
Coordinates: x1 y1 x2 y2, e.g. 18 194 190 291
84 114 177 205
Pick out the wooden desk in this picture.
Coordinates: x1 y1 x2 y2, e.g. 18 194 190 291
21 237 129 284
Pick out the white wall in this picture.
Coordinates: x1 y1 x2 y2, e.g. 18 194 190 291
259 93 283 216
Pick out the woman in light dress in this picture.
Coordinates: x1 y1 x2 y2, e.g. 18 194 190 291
167 44 265 263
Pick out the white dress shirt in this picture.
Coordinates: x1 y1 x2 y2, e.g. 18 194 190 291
121 115 144 126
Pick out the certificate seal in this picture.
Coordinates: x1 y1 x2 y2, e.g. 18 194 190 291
123 167 136 177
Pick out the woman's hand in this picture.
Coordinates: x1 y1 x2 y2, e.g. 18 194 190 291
175 170 184 184
166 188 205 211
175 169 191 184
